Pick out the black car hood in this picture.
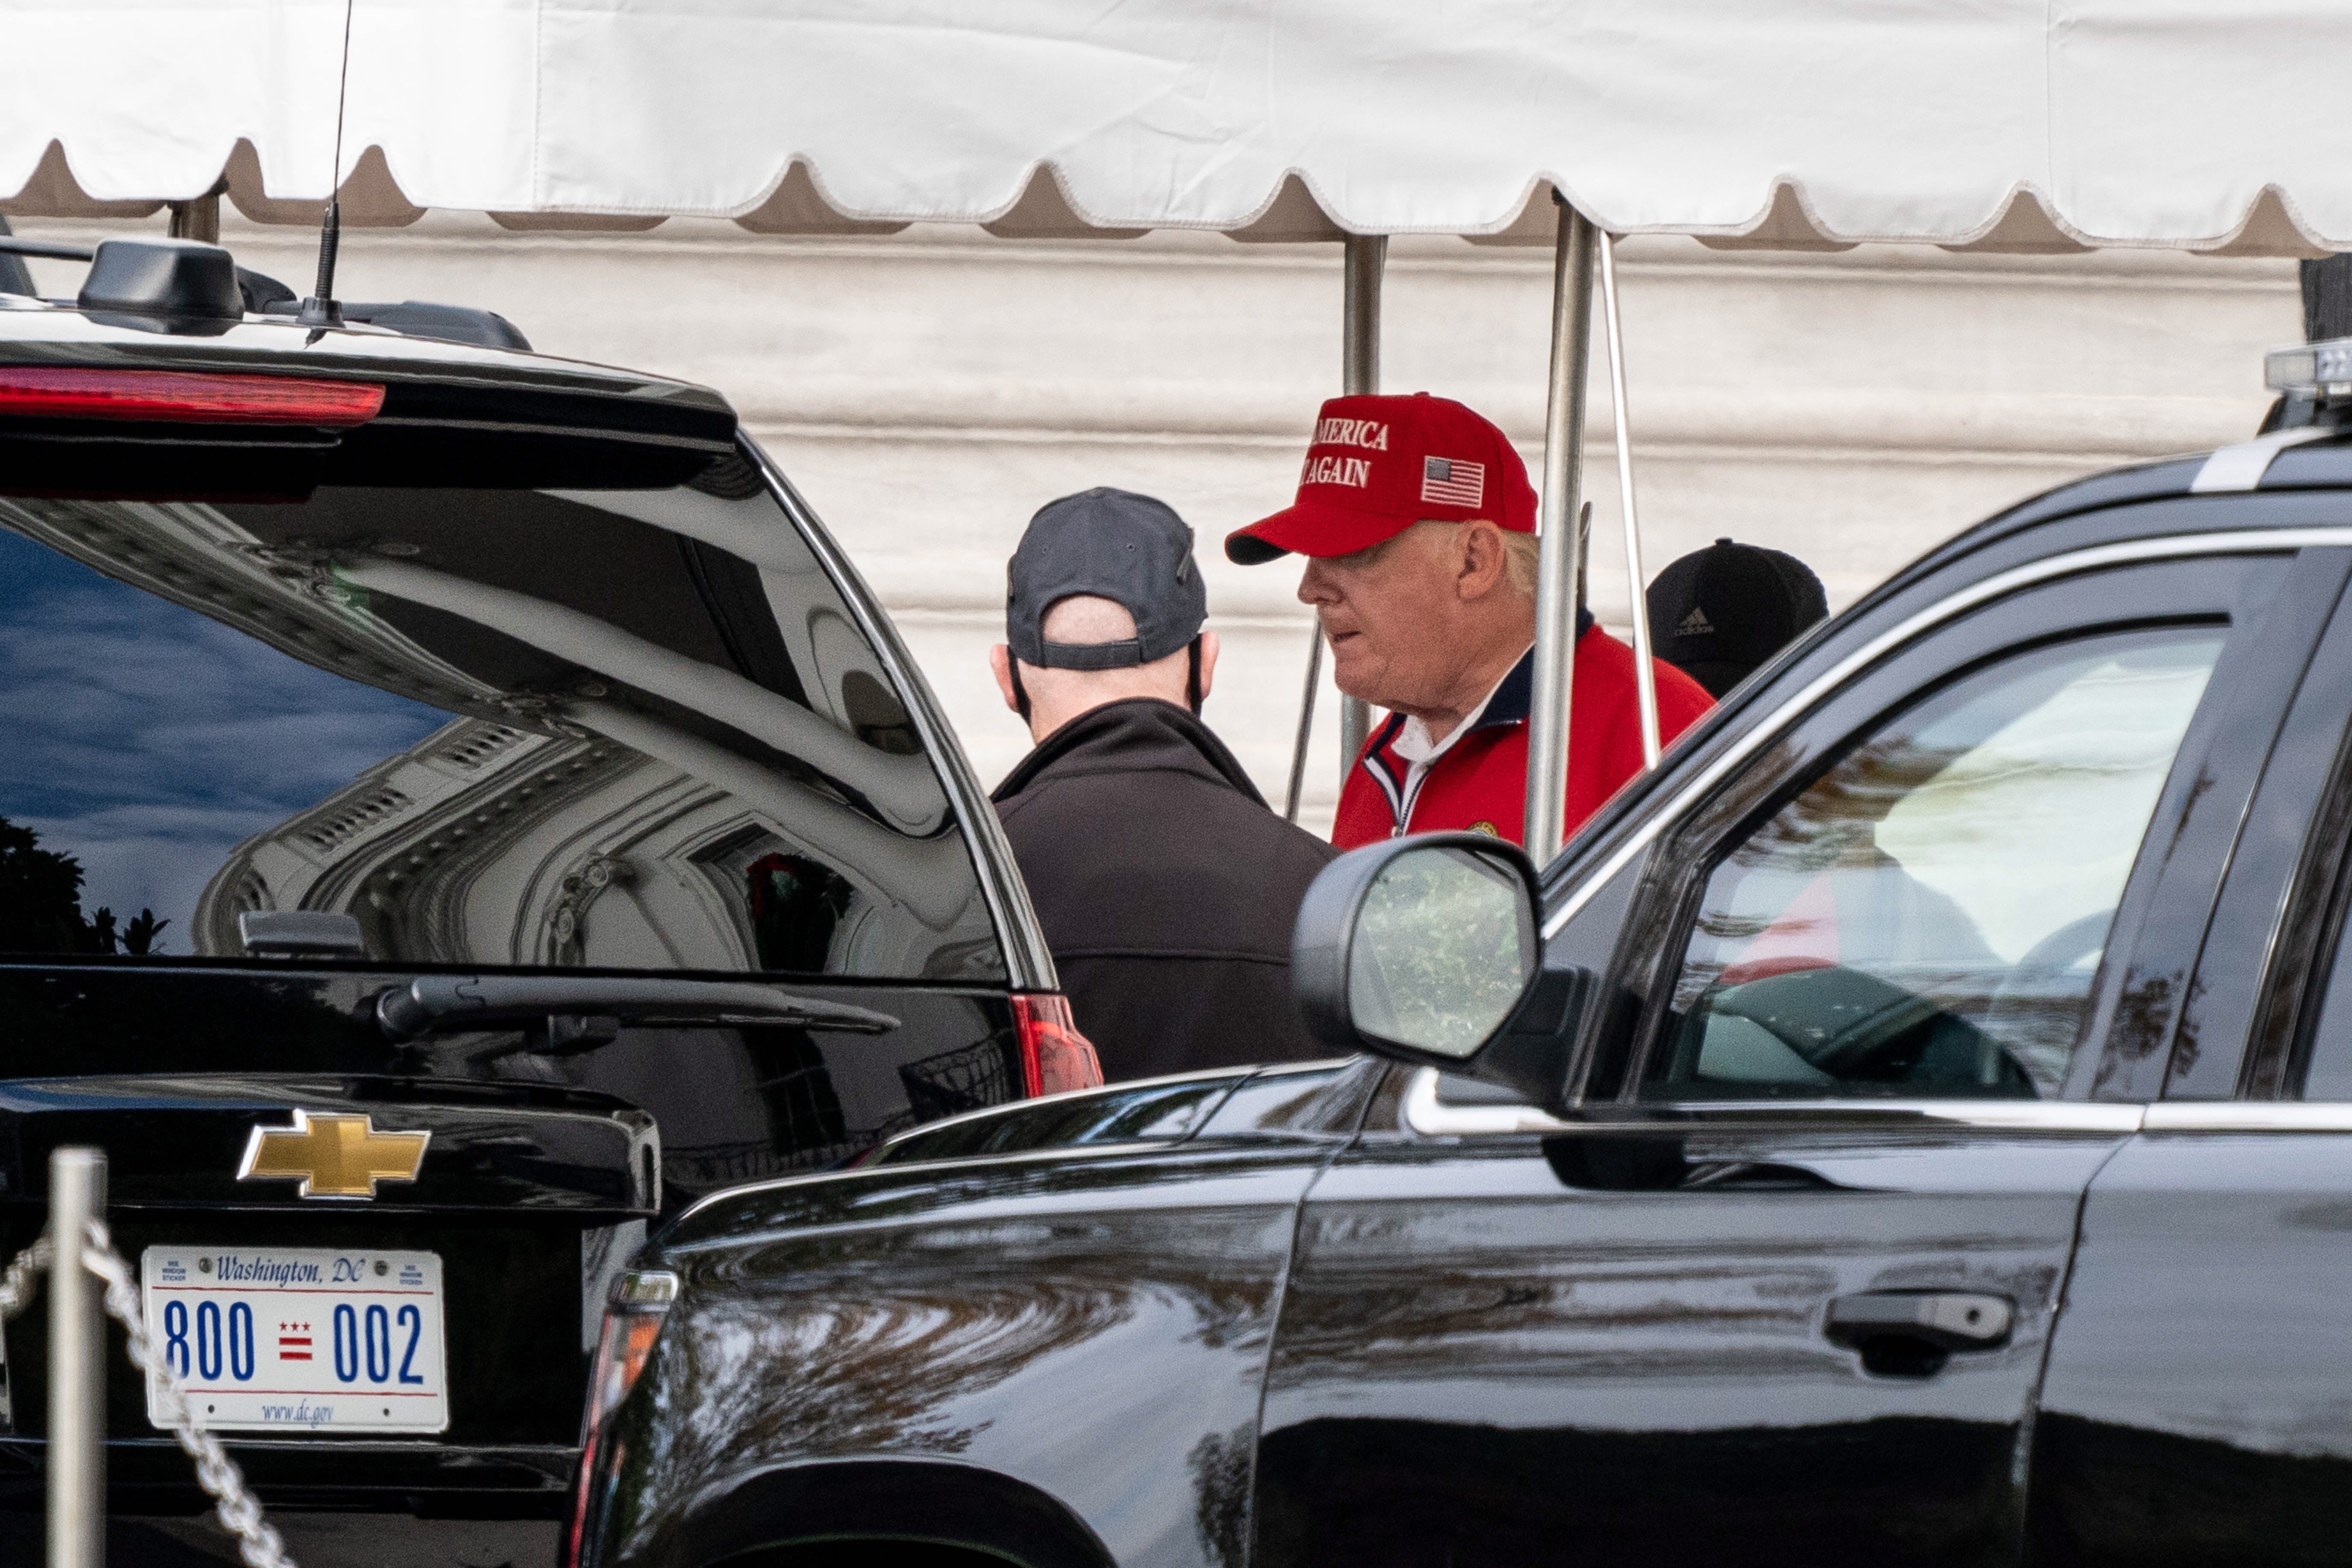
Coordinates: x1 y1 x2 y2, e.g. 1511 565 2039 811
656 1057 1380 1253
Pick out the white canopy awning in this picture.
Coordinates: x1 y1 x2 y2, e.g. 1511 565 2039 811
2 0 2344 254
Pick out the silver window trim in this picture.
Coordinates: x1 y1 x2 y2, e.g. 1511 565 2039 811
1402 1068 2146 1136
745 437 1059 991
2141 1102 2352 1132
1402 1069 2352 1138
1545 528 2342 938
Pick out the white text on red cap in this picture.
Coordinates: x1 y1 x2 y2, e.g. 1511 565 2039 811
1302 455 1373 488
1312 418 1390 450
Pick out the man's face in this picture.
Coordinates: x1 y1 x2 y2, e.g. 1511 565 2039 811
1296 526 1467 714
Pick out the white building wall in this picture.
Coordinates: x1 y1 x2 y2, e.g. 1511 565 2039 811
13 218 2300 833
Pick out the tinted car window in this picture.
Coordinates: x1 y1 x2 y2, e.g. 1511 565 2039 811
0 472 1001 979
2294 867 2352 1101
1650 628 2222 1099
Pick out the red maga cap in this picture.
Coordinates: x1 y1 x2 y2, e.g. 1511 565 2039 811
1226 392 1536 564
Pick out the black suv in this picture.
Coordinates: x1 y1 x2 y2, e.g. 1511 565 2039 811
576 396 2352 1568
0 235 1092 1566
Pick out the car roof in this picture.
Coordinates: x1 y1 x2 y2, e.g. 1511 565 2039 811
1853 425 2352 628
0 293 735 418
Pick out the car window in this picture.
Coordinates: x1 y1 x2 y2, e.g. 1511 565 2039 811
1646 628 2224 1100
2293 861 2352 1101
0 468 1002 979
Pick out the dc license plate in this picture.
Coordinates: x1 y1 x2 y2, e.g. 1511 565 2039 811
139 1248 449 1433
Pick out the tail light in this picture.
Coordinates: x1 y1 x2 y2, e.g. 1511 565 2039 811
1012 993 1102 1097
583 1269 678 1434
0 366 384 425
567 1268 679 1568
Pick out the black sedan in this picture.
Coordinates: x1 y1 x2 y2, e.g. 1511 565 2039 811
573 389 2352 1568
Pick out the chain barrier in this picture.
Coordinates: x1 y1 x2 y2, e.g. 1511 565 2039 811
0 1236 53 1323
0 1225 295 1568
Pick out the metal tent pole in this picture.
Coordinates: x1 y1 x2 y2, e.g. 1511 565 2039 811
1336 236 1384 778
47 1148 104 1568
1598 233 1661 768
166 197 221 245
1524 199 1599 866
1282 640 1321 821
1283 233 1386 822
167 177 228 245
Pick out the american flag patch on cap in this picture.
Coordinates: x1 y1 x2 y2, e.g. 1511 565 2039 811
1421 456 1485 509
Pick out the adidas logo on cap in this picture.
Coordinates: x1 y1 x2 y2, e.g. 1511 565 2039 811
1678 606 1715 636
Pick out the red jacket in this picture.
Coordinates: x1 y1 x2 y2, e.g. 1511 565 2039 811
1332 624 1714 850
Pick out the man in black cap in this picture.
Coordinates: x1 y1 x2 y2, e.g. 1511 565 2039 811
1646 537 1830 699
988 487 1337 1082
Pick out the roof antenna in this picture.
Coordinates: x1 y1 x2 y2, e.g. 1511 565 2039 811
297 0 358 330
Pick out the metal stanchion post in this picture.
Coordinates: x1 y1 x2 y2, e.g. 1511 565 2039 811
47 1148 103 1568
1525 199 1599 866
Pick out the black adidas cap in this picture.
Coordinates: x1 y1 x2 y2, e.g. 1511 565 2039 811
1646 537 1829 699
1007 488 1207 669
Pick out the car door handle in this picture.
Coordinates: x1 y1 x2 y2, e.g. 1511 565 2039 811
1825 1290 2014 1352
375 975 899 1042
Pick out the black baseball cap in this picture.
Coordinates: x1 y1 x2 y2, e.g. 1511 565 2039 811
1646 537 1829 698
1007 488 1207 669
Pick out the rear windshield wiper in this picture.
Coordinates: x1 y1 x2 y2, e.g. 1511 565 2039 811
375 975 898 1042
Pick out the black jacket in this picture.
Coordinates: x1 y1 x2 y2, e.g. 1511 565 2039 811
991 698 1339 1081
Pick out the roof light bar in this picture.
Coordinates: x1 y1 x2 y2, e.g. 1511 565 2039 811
2266 339 2352 397
0 367 384 426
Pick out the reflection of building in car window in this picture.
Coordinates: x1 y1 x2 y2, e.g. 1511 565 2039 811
663 1036 1016 1183
1660 629 2225 1098
191 712 902 974
0 472 1002 980
748 852 855 972
839 670 923 756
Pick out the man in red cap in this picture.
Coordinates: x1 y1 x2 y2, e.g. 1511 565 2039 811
1226 392 1713 851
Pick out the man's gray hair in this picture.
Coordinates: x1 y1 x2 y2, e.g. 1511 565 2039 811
1499 530 1539 596
1404 519 1538 597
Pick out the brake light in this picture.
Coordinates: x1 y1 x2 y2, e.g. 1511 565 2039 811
568 1268 679 1568
0 367 384 425
1012 993 1102 1097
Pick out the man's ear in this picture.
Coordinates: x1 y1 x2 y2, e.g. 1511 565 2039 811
988 644 1022 715
1457 520 1509 601
1197 629 1220 702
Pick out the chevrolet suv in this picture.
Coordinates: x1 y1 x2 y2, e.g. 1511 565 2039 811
0 233 1094 1568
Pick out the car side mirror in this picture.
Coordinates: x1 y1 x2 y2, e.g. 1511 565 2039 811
1294 833 1583 1107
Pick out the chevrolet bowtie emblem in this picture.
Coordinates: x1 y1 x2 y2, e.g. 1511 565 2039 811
236 1111 430 1200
